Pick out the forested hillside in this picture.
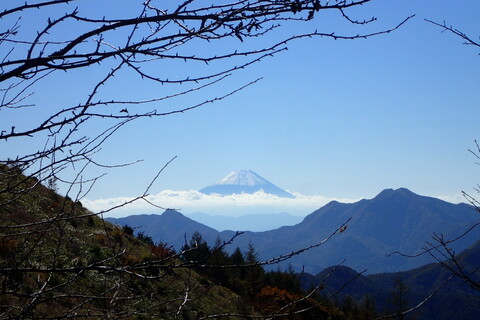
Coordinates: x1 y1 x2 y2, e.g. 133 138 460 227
1 165 356 319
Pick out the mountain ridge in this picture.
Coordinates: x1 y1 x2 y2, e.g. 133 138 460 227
187 212 303 232
107 188 480 274
300 239 480 320
107 209 219 246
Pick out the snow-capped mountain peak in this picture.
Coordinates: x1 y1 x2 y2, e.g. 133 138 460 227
216 169 267 186
199 170 295 198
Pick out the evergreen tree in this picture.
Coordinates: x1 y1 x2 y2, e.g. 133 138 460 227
244 242 265 297
230 247 245 266
228 247 247 293
341 296 359 319
136 231 154 246
388 274 410 320
210 236 229 266
359 294 376 320
181 231 211 263
208 236 229 284
265 266 302 294
122 225 134 236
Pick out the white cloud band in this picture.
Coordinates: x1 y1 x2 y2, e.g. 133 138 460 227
81 190 359 218
81 190 465 219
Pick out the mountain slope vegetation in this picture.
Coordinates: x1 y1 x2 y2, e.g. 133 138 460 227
0 165 350 319
0 165 247 319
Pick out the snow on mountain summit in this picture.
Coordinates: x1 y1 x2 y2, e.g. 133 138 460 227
216 170 267 186
199 170 295 198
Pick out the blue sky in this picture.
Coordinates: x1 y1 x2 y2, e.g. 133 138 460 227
2 0 479 217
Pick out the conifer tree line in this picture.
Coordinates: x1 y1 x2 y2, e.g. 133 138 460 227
130 228 418 320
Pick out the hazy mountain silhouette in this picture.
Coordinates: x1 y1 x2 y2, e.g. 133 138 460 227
107 188 480 274
107 209 219 247
300 240 480 320
199 169 295 198
187 212 303 231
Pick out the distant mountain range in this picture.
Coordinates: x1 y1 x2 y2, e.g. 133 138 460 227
199 169 295 198
106 188 480 274
107 210 218 249
187 212 303 232
299 240 480 320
